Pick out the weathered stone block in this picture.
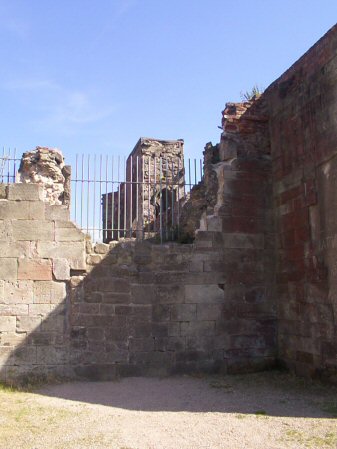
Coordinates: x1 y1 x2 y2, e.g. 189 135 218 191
53 258 70 280
0 304 28 315
180 321 215 337
12 220 54 241
18 259 52 281
28 304 52 316
131 284 154 303
0 200 45 220
0 220 12 241
221 233 264 249
171 304 196 321
0 331 26 347
185 284 224 303
94 243 110 254
33 281 66 304
0 185 7 199
37 241 86 269
1 280 33 304
152 304 170 321
154 284 185 303
36 346 68 365
44 204 70 221
197 304 224 321
0 316 16 331
55 222 85 242
0 241 33 258
0 258 17 280
7 183 43 201
16 315 41 332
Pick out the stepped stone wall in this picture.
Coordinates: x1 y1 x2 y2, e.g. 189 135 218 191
1 24 337 383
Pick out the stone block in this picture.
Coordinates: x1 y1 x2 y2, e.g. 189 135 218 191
0 258 17 280
0 184 7 199
0 304 28 315
131 284 154 303
221 233 264 249
94 243 110 254
7 183 43 201
0 241 33 258
18 259 52 281
12 220 54 241
41 315 65 332
129 337 154 352
28 304 52 316
180 321 215 337
86 254 102 265
102 292 130 304
197 304 224 321
37 241 86 269
0 316 16 331
14 346 37 365
45 204 70 221
53 258 70 280
36 346 68 365
168 322 180 336
0 331 26 347
0 220 12 241
1 280 33 304
152 304 170 321
16 315 41 332
33 281 66 304
0 200 46 220
185 284 224 303
55 222 85 242
154 284 185 304
171 304 196 321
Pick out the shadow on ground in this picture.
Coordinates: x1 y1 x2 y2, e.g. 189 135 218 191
36 371 337 418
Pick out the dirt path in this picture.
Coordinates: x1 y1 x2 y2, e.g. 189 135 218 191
0 372 336 449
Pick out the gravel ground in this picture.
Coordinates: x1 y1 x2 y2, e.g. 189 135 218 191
0 371 336 449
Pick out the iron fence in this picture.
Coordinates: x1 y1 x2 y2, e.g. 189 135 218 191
0 148 19 183
0 150 203 243
72 154 203 243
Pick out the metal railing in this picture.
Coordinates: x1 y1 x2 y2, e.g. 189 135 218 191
0 150 203 243
0 148 19 183
72 154 203 243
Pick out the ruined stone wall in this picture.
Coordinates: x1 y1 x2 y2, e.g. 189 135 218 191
265 24 337 381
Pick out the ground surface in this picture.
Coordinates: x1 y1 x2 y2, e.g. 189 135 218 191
0 371 336 449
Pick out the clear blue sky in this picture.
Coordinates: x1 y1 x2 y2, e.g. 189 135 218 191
1 0 336 165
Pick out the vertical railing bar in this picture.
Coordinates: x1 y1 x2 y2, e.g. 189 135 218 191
165 158 168 241
200 158 203 181
177 158 180 238
93 154 96 242
130 155 133 238
99 154 102 241
136 155 139 240
154 156 157 234
13 148 17 183
188 158 191 192
194 158 197 186
171 159 174 241
105 155 108 242
111 155 114 241
7 147 11 184
159 157 163 244
1 146 5 182
87 154 90 235
117 156 120 240
123 156 126 238
74 154 78 223
81 154 84 230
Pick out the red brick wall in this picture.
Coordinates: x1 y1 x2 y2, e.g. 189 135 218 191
266 24 337 380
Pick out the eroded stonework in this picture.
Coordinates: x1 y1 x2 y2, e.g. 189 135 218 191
19 146 71 206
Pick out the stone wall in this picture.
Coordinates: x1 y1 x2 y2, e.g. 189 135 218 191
265 24 337 381
0 176 276 383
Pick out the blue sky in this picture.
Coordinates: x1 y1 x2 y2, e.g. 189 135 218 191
0 0 336 165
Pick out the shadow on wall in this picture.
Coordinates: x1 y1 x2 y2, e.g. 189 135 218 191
0 238 234 385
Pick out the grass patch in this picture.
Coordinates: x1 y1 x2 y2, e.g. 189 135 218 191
283 429 337 448
254 410 267 415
